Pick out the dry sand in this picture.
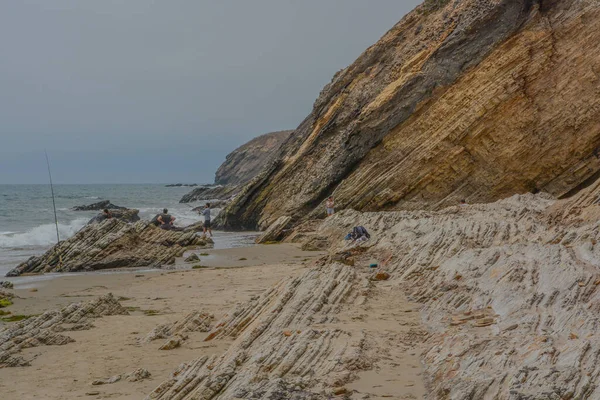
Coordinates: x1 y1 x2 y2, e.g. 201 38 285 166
0 243 426 399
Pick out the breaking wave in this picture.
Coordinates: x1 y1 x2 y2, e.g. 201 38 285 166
0 218 88 248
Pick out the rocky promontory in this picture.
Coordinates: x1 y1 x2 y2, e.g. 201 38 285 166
217 0 600 230
214 130 293 186
6 219 212 276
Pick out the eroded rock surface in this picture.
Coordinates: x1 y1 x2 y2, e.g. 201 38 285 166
179 185 240 204
7 219 211 276
215 130 293 186
144 310 214 343
146 265 377 399
0 294 127 368
218 0 600 230
305 192 600 398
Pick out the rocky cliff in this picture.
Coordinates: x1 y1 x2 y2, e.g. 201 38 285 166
179 130 292 204
218 0 600 230
214 130 293 186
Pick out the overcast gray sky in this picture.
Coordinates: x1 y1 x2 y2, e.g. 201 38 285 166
0 0 420 184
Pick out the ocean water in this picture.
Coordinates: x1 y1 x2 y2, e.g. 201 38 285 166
0 184 249 278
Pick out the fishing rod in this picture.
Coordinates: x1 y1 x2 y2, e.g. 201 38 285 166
45 150 60 245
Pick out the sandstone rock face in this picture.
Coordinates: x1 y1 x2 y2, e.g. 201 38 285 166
214 130 293 186
303 193 600 398
218 0 600 230
255 215 292 244
146 265 372 399
0 294 127 368
6 219 211 276
144 310 214 343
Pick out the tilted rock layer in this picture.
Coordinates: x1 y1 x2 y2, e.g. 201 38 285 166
0 294 128 368
219 0 600 229
214 130 293 186
7 219 210 276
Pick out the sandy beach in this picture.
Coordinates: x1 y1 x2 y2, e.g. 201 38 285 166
0 242 427 399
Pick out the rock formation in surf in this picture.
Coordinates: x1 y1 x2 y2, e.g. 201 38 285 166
6 219 211 276
217 0 600 230
179 130 292 204
0 294 128 368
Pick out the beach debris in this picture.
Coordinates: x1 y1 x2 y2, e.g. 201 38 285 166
144 310 214 343
7 219 212 276
0 294 128 368
185 253 200 263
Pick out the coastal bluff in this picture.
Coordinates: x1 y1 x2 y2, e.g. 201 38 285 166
217 0 600 230
179 130 292 205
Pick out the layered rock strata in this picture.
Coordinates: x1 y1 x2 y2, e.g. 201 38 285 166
179 185 240 204
214 130 293 186
7 219 211 276
218 0 600 230
305 193 600 398
146 265 378 399
0 294 127 368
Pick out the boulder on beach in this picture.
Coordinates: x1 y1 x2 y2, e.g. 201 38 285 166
72 200 125 211
6 219 212 277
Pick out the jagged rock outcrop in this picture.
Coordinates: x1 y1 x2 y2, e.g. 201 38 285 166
87 208 141 224
218 0 600 230
215 130 293 186
148 190 600 398
146 265 377 399
295 192 600 398
255 215 292 244
72 200 125 211
144 311 214 343
6 219 211 276
0 294 127 368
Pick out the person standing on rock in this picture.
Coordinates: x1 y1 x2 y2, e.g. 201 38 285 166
157 208 175 230
202 203 213 238
326 196 335 217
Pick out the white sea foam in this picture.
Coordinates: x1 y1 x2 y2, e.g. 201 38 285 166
0 218 88 248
